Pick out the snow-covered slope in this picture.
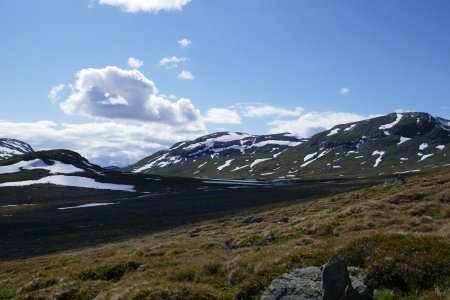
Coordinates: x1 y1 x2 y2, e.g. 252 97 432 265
127 112 450 179
0 138 34 160
0 149 136 192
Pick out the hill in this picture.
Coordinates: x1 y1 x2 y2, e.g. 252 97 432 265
126 112 450 179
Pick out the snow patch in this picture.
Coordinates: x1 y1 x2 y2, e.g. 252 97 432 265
58 203 118 210
250 158 272 169
397 137 411 145
379 114 402 130
327 128 341 136
303 152 317 162
0 159 83 175
343 124 356 131
372 151 385 167
419 143 428 150
217 159 234 171
0 175 135 192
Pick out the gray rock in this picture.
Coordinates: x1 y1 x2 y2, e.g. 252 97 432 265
260 267 322 300
383 177 406 187
261 257 373 300
322 256 352 300
243 216 264 224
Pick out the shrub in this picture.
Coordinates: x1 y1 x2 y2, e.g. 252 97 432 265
340 235 450 291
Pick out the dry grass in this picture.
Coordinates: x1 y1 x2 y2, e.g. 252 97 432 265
0 168 449 299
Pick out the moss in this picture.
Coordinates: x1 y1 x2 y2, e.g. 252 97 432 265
0 290 15 300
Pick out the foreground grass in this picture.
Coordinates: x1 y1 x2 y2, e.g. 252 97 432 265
0 168 449 299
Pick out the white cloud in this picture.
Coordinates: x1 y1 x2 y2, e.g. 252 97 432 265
178 38 191 48
339 87 350 95
48 84 65 104
159 56 186 68
60 66 201 125
127 57 143 69
268 112 367 137
203 108 241 124
97 0 191 13
177 70 194 80
0 120 206 167
243 105 304 118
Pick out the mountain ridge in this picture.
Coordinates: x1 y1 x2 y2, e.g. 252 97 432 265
126 112 450 179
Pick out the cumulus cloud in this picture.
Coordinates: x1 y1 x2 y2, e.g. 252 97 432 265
268 112 368 137
97 0 191 13
177 70 194 80
60 66 201 125
203 108 241 124
127 57 143 69
178 38 191 48
159 56 186 68
243 105 304 118
48 84 65 104
0 120 206 166
339 87 350 95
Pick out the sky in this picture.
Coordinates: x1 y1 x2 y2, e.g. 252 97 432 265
1 0 449 166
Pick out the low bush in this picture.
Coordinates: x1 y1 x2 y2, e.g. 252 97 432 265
340 235 450 291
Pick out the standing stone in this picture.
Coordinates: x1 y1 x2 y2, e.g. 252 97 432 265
322 256 352 300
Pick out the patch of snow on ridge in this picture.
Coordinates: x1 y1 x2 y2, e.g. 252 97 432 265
343 124 356 131
397 137 411 145
0 175 135 192
419 154 433 161
58 203 118 210
327 128 340 136
198 162 207 168
300 150 330 168
379 113 402 130
252 140 302 147
250 158 272 169
217 159 234 171
303 152 317 162
231 165 249 172
419 143 428 150
436 145 445 150
372 151 385 167
0 159 83 175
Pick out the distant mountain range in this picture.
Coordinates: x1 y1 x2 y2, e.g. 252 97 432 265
126 112 450 179
1 112 449 182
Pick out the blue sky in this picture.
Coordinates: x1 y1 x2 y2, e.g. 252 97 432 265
1 0 449 165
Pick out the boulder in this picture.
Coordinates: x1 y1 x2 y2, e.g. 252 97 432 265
383 177 406 187
260 267 322 300
322 256 352 300
260 256 373 300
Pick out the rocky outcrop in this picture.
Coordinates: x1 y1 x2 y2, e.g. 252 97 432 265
260 256 372 300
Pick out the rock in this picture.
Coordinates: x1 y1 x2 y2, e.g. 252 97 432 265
383 177 406 187
322 256 352 300
260 267 322 300
261 257 373 300
242 216 264 224
279 216 289 223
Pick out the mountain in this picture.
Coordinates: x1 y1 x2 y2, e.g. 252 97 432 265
0 138 34 160
126 112 450 179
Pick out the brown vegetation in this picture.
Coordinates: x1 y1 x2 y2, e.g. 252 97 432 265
0 168 449 299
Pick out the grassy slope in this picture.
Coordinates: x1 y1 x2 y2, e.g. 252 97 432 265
0 168 449 299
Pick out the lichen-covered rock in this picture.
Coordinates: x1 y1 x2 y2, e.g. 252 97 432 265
260 257 373 300
260 267 322 300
